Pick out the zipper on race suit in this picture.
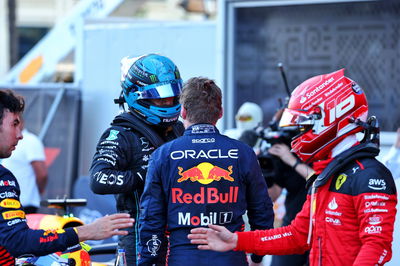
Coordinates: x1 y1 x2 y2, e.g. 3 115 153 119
307 185 316 244
318 236 322 266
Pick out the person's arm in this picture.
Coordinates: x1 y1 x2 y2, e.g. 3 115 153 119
75 213 134 241
189 196 312 255
268 143 314 179
89 127 146 194
352 165 397 265
137 150 167 265
189 224 238 252
267 184 282 202
31 161 47 194
0 169 134 257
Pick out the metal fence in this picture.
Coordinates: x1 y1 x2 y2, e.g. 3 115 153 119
0 84 81 202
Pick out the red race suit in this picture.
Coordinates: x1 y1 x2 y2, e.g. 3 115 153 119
235 143 397 265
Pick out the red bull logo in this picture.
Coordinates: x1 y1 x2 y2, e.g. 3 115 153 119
172 186 239 204
40 234 59 243
177 163 234 184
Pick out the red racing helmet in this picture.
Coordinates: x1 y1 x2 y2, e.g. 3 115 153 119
279 69 368 163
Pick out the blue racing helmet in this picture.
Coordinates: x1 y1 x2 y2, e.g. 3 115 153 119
120 54 183 127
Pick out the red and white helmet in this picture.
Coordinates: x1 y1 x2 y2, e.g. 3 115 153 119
279 69 368 163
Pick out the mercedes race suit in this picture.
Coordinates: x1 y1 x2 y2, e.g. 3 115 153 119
90 112 183 265
138 124 274 266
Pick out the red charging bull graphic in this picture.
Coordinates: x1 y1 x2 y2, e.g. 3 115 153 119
177 162 233 184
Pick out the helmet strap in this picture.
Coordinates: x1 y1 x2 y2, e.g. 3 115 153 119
352 116 380 146
114 90 126 114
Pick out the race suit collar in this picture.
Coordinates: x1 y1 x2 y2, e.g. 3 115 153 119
306 142 380 189
184 124 219 135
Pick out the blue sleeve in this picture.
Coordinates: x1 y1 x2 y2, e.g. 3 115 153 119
243 150 275 263
138 150 167 265
0 167 79 258
244 151 274 230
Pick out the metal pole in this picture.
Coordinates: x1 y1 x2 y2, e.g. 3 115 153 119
7 0 18 67
38 87 66 141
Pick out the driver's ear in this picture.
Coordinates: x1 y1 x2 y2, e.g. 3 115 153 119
181 106 187 119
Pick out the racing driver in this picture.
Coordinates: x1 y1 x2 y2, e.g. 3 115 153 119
188 69 397 265
0 89 134 266
138 77 274 265
90 54 184 265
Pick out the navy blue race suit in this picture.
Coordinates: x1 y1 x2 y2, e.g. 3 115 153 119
138 124 274 266
89 112 183 265
0 165 78 266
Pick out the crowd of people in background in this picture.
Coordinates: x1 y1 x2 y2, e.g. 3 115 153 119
0 54 398 266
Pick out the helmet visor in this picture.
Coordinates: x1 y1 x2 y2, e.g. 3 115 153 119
139 79 183 99
279 108 315 128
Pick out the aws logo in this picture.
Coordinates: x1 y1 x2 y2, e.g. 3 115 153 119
336 174 347 190
177 163 233 185
368 179 386 190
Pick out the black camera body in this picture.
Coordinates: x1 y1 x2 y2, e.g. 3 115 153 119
255 126 298 186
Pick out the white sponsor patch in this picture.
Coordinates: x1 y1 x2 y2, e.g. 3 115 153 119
328 197 338 210
368 179 386 190
261 232 292 242
192 138 216 144
364 225 382 234
94 172 124 186
325 217 342 226
146 235 161 256
170 149 238 160
368 215 383 225
364 194 389 200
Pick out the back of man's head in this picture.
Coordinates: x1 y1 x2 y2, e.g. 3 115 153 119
0 90 25 124
180 77 222 125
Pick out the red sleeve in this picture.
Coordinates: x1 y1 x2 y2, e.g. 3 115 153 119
353 190 397 265
235 195 311 255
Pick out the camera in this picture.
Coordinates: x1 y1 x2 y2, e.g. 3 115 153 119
254 123 298 186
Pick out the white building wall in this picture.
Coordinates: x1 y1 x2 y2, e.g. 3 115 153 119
78 20 217 176
17 0 79 27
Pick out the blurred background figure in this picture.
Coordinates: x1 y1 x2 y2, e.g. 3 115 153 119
224 102 263 140
232 102 312 265
253 108 312 266
266 141 311 266
382 127 400 266
383 128 400 180
2 118 48 214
